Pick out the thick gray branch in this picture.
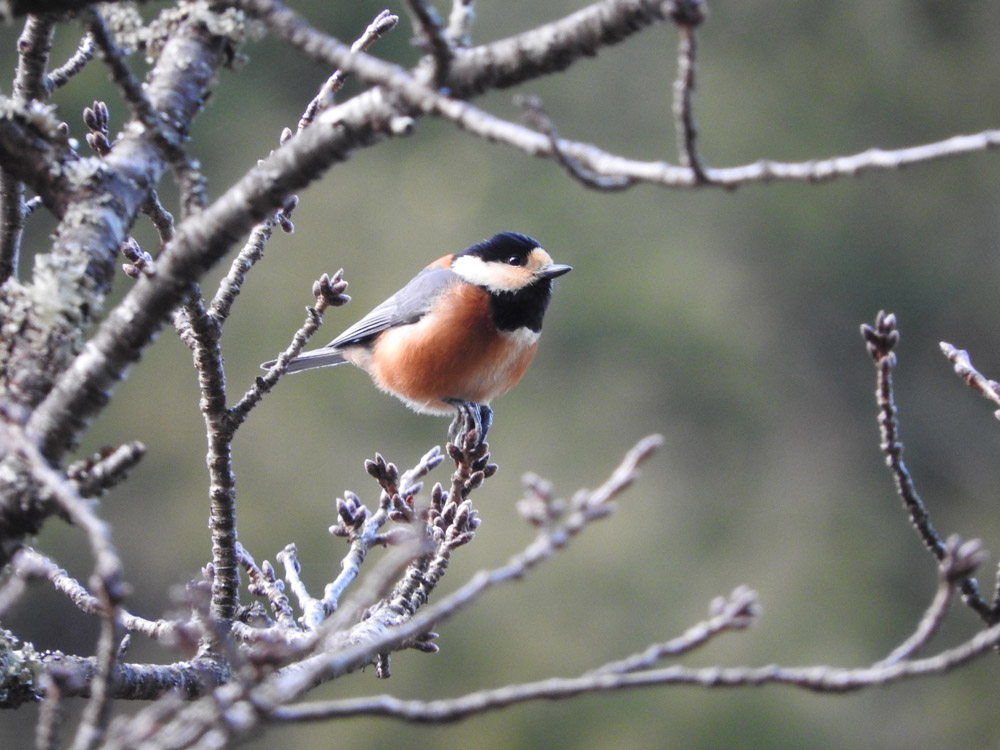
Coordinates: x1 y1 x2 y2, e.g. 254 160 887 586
0 15 231 561
445 0 671 96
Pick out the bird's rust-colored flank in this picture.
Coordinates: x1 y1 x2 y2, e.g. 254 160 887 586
369 283 539 414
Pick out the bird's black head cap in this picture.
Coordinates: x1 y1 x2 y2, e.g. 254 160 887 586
458 232 541 264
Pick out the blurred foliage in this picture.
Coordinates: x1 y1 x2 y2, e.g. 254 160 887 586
4 1 1000 748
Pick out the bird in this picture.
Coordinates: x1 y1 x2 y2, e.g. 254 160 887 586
262 232 571 443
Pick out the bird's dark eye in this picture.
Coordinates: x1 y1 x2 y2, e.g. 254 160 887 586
506 255 526 266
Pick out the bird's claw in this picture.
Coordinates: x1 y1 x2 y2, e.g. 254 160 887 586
446 401 492 446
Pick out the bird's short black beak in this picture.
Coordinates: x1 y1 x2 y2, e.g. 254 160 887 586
537 263 572 280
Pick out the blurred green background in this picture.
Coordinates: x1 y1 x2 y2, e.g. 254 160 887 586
4 1 1000 747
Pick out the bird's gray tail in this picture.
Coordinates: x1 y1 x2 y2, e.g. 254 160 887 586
260 348 348 373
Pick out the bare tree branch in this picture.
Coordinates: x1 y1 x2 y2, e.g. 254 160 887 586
446 0 476 47
297 9 399 132
81 7 208 216
669 0 707 181
271 435 662 693
66 441 147 498
47 33 96 91
0 14 56 281
517 94 634 191
0 14 234 530
589 586 760 675
940 341 1000 416
4 422 126 746
875 535 985 668
404 0 453 86
268 620 1000 723
863 312 998 624
6 548 176 641
90 436 661 745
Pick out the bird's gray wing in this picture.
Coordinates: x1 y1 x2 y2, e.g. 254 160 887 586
261 267 460 373
328 265 458 348
262 267 459 373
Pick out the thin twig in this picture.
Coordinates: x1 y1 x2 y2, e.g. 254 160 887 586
590 586 759 674
875 535 984 667
237 543 298 630
47 33 96 90
230 270 349 427
209 218 278 324
862 312 943 557
320 447 449 631
861 312 996 623
141 189 175 247
937 341 1000 614
183 293 240 635
319 497 391 629
0 14 57 282
82 7 207 215
365 439 488 656
9 548 178 640
321 446 448 631
939 341 1000 415
66 441 146 498
398 445 445 497
276 544 326 630
297 9 399 132
6 424 126 750
35 670 69 750
517 95 633 191
82 9 168 141
669 2 708 182
268 619 1000 723
440 94 1000 190
446 0 476 46
324 535 435 641
404 0 453 86
70 601 122 750
273 435 663 694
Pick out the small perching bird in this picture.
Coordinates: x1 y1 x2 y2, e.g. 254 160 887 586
262 232 571 442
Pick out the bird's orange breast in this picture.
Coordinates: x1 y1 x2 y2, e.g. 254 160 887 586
368 284 540 414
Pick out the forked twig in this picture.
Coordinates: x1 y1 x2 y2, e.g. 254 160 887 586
862 312 997 623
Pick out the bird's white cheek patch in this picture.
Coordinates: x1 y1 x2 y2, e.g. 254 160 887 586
451 255 528 292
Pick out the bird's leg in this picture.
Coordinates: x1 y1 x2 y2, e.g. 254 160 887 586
445 399 472 443
447 409 465 443
445 400 490 444
477 404 493 441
